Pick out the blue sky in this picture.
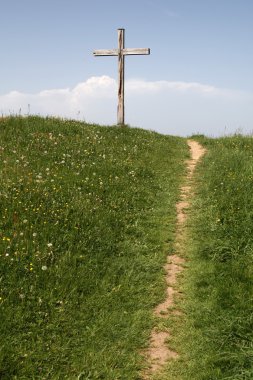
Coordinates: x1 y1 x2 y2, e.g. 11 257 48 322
1 0 253 136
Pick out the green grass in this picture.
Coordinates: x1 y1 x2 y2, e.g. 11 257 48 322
165 135 253 380
0 116 187 379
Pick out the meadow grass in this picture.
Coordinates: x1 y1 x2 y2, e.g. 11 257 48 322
0 116 187 379
165 135 253 379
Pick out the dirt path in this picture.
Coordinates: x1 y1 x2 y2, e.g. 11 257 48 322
142 140 206 378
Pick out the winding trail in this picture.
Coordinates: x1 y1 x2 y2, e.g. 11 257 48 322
142 140 206 378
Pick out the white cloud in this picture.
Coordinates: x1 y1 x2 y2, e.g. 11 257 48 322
0 76 117 124
0 75 252 136
72 76 117 98
126 79 216 94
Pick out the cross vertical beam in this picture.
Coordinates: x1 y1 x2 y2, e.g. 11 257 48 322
118 29 125 125
93 28 150 126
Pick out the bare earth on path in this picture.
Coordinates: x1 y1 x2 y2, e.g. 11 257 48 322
142 140 206 379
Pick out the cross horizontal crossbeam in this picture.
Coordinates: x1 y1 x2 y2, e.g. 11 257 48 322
93 48 150 56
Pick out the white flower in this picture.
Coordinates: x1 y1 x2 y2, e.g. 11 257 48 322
42 266 47 271
47 243 53 248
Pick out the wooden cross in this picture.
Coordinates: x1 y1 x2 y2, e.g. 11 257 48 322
93 28 150 126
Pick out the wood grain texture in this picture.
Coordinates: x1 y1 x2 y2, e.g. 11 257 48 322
93 49 118 56
123 48 150 55
117 29 125 125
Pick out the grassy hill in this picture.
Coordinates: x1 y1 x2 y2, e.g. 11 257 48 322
0 116 188 379
2 117 253 380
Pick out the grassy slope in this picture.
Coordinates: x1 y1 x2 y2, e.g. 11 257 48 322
167 136 253 380
0 116 187 379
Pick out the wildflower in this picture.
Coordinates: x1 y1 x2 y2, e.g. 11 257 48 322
42 266 47 271
47 243 53 248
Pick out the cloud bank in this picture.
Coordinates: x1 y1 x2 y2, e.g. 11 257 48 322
1 75 252 136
